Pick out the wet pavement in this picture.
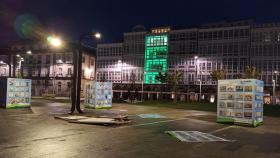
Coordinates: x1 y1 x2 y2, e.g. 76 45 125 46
0 99 280 158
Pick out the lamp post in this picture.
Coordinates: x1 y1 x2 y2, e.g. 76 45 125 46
273 79 276 105
71 32 101 114
16 50 31 78
194 56 202 101
273 71 279 104
141 71 145 102
117 60 123 99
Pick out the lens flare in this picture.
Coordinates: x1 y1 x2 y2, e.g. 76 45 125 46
14 14 45 39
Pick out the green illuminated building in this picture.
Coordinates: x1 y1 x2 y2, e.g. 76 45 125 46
144 35 168 84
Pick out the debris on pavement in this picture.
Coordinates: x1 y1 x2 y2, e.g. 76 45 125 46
54 112 131 125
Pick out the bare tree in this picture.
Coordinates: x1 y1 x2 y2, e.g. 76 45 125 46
166 70 183 104
210 69 227 81
128 71 136 103
238 66 261 79
155 72 167 100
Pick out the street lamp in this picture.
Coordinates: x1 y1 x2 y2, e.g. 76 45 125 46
194 56 202 101
141 71 146 102
94 32 101 39
70 32 101 114
26 50 32 55
47 36 62 47
117 60 126 99
273 71 279 104
16 51 30 78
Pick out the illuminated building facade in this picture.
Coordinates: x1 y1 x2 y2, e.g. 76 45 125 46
97 20 280 91
0 40 95 97
144 34 168 84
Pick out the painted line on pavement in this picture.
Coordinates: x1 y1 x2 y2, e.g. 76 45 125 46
116 118 192 129
210 125 235 134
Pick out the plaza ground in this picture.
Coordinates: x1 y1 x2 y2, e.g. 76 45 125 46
0 99 279 158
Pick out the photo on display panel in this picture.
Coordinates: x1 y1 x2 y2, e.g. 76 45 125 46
227 102 235 108
220 86 226 92
235 102 243 109
236 86 244 92
244 94 252 101
226 85 235 92
244 103 252 109
244 112 252 118
244 86 253 92
235 93 243 100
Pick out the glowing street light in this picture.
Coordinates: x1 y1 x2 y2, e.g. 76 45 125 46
47 36 62 47
94 32 101 39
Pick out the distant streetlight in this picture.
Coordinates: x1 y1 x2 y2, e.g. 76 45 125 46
57 59 63 63
26 50 32 55
94 32 101 39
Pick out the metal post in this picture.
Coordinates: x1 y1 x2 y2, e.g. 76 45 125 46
12 56 16 77
199 79 202 102
8 54 11 77
273 80 276 105
70 50 77 114
120 62 123 99
276 74 278 104
75 38 83 113
276 74 278 87
141 73 144 101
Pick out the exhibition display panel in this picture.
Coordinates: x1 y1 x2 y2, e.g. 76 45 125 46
84 82 112 109
0 78 32 108
217 79 264 127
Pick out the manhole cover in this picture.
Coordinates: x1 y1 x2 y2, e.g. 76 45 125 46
166 131 230 142
138 114 166 118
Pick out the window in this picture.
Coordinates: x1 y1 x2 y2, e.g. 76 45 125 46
67 68 72 76
58 68 62 76
82 70 85 78
67 82 71 89
82 56 85 63
264 33 271 42
46 55 50 64
38 55 42 64
90 58 94 66
58 82 62 92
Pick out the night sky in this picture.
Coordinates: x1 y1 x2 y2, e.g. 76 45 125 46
1 0 280 46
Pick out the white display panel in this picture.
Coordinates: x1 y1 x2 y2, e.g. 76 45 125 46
84 82 112 109
217 79 264 127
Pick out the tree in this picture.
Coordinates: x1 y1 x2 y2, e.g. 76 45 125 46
239 66 261 79
155 72 167 100
210 69 227 81
155 72 167 83
166 70 183 104
128 71 136 103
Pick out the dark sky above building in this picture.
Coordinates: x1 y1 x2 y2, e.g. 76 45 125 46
1 0 280 45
